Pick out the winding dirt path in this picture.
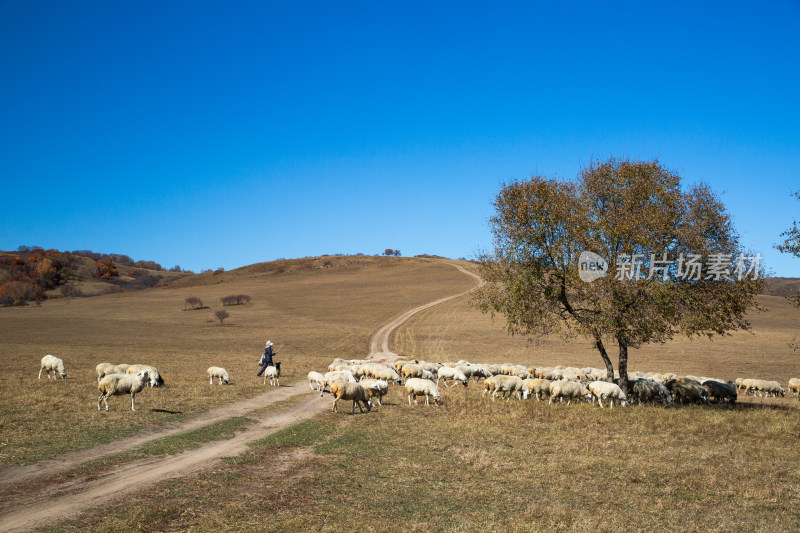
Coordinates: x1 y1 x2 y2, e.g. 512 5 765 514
0 261 482 532
369 263 483 360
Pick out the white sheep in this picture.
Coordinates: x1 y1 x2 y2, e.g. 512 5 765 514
462 365 493 382
522 378 551 401
308 371 326 392
400 364 425 381
38 354 67 380
359 378 389 406
436 366 468 388
588 381 628 408
416 360 442 375
95 362 115 382
322 370 357 395
126 364 164 387
548 380 591 406
97 370 150 411
330 381 372 414
789 378 800 401
421 369 436 381
264 363 281 386
207 366 230 384
405 378 442 406
746 379 785 398
364 365 402 384
488 375 524 401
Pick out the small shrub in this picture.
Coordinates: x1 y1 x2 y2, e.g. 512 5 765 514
213 267 225 275
214 310 230 325
94 258 118 280
185 297 204 310
60 284 83 298
221 294 251 306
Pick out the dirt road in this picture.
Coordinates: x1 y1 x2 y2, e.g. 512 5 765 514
0 262 482 532
369 262 483 359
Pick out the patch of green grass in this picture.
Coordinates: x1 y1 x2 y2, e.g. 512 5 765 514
249 418 338 450
136 416 254 455
222 417 340 465
57 416 255 481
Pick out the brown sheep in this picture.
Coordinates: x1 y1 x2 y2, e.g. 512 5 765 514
330 381 372 414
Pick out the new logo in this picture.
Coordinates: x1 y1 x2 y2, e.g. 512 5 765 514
578 251 608 283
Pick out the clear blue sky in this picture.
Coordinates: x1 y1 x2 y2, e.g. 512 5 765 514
1 1 798 275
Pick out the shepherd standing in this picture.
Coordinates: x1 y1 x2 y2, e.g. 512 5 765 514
257 340 275 377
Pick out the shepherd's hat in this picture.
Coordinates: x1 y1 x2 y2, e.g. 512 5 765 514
266 341 274 347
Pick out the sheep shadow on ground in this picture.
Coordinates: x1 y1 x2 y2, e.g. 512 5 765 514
151 408 182 414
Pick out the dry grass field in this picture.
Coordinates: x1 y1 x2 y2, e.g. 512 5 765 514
0 256 474 465
2 255 800 531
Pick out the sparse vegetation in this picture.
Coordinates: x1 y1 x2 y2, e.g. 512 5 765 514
60 283 83 298
776 188 800 307
221 294 251 306
214 309 230 325
1 255 798 531
184 296 204 310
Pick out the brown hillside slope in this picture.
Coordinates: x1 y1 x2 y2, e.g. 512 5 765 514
0 256 475 465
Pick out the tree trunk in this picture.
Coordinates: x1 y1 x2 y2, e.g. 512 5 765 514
594 336 615 381
618 340 629 394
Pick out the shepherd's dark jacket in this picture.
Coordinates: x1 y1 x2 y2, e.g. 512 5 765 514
262 346 274 365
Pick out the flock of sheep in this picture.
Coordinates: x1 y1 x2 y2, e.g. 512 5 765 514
36 355 282 412
37 353 800 414
310 357 800 414
38 355 166 411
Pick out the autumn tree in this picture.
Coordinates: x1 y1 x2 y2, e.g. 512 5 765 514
184 296 203 310
94 257 118 280
776 188 800 306
214 309 230 325
474 158 764 392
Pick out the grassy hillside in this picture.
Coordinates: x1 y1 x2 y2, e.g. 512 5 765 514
4 256 800 531
0 256 474 465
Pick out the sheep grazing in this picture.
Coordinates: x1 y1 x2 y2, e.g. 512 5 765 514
405 378 442 406
97 370 150 411
462 365 493 382
630 379 672 406
789 378 800 401
400 364 425 381
38 354 67 380
364 365 402 385
308 371 325 392
421 369 436 381
359 378 389 406
207 366 230 385
746 379 785 398
665 379 708 405
436 366 468 388
322 370 357 395
588 381 628 408
416 360 442 375
488 375 524 401
95 362 116 382
548 380 591 406
330 381 372 414
522 378 551 401
263 363 281 386
702 380 737 404
126 364 164 387
535 368 558 381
